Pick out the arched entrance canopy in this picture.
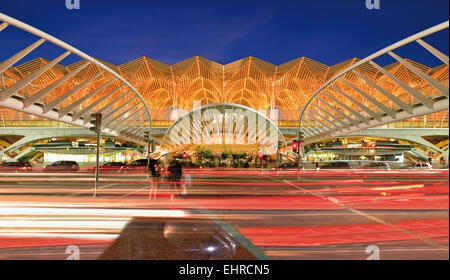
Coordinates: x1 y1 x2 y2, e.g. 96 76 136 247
161 103 287 154
0 13 151 145
298 21 449 146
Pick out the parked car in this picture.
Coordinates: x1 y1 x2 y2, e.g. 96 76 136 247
403 162 432 169
0 161 32 172
44 161 80 172
319 162 352 169
124 159 160 176
362 162 391 170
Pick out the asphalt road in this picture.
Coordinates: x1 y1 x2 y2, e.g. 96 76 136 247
0 168 448 260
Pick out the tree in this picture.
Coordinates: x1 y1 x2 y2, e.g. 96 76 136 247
220 150 230 166
195 148 214 166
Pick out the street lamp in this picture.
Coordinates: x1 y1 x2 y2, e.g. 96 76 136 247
297 130 304 172
89 113 102 197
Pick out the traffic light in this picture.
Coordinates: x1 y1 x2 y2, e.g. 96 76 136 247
182 152 188 159
143 130 150 142
144 130 150 142
257 152 263 159
89 113 102 134
298 131 305 143
292 140 298 153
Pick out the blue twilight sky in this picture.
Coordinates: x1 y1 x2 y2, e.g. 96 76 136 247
0 0 449 67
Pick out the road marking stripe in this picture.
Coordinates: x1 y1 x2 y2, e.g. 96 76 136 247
264 175 446 249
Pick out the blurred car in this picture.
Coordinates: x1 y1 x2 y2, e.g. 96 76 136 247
90 162 127 172
182 162 201 168
98 217 258 260
319 162 352 169
0 161 32 172
44 160 80 172
124 159 160 176
362 162 391 170
403 162 432 169
276 162 298 169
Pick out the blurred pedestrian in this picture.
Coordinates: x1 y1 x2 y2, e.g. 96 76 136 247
168 159 183 199
439 156 446 167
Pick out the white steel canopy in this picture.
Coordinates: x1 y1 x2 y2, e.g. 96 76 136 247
0 13 151 145
298 21 449 147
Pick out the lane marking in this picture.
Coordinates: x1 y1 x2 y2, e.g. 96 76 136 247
65 183 120 197
118 185 150 199
263 175 447 249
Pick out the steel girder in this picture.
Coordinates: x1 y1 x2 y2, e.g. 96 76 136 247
0 13 151 145
298 21 449 146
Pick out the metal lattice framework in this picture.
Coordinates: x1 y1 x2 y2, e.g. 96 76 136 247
298 21 449 147
1 54 351 126
0 13 152 145
117 55 332 124
2 41 447 132
1 13 448 147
